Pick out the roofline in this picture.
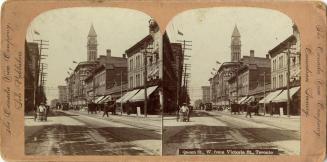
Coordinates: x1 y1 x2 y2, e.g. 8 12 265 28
125 35 153 57
269 35 296 56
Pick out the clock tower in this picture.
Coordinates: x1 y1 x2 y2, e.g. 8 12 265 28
231 25 241 62
87 24 97 61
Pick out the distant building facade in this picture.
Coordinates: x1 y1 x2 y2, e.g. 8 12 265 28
201 86 210 103
58 85 68 103
228 50 271 103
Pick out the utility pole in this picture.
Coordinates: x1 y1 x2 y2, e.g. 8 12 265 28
143 43 153 118
177 40 192 105
263 71 266 115
286 42 291 117
120 71 123 115
34 39 49 106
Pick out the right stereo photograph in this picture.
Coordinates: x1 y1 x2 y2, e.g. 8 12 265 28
162 7 301 156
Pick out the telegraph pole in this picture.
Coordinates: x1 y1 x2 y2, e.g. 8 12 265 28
286 42 291 117
34 39 49 106
177 40 192 105
143 43 153 118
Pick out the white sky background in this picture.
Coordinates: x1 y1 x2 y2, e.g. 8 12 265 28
165 7 294 104
26 7 151 103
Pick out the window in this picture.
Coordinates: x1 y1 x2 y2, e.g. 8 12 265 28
136 56 140 68
129 59 133 71
279 56 284 69
129 76 133 88
272 77 276 89
272 60 276 71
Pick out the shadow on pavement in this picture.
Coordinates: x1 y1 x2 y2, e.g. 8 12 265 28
25 124 161 155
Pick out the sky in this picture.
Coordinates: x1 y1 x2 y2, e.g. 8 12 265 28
26 7 151 103
165 7 294 103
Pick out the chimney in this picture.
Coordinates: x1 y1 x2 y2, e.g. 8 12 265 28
250 50 255 57
106 49 111 58
122 53 126 58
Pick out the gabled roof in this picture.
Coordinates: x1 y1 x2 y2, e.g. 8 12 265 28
88 24 97 37
232 25 240 37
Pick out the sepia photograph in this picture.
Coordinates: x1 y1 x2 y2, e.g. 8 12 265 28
163 7 301 155
24 7 162 155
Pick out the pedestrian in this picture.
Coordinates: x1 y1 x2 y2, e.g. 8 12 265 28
176 107 180 122
126 101 131 115
112 101 116 115
180 103 188 122
103 102 110 117
187 105 192 122
87 102 91 114
245 102 252 118
38 103 46 121
269 101 274 116
45 105 49 121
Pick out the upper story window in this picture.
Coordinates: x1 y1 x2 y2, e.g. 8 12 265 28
279 55 284 69
129 59 133 71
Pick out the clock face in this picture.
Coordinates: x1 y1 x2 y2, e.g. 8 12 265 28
88 37 96 44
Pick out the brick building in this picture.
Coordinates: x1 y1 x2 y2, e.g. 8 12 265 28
118 19 162 115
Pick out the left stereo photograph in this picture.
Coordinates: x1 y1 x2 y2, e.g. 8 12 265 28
24 7 163 156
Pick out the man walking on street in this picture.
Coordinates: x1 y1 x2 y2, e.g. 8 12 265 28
245 102 252 118
103 101 110 117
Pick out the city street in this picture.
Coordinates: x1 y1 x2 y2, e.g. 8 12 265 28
25 110 161 155
163 110 300 155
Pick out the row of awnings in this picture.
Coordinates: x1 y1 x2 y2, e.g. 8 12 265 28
237 86 300 104
116 86 158 103
259 86 300 104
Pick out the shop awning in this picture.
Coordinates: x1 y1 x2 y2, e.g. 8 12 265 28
271 86 300 103
128 86 158 102
116 89 140 103
94 96 105 103
238 96 248 104
259 90 283 104
243 96 254 104
99 95 112 104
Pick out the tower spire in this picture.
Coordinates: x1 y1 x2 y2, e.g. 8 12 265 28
87 24 97 61
88 24 97 37
231 24 241 62
232 25 240 37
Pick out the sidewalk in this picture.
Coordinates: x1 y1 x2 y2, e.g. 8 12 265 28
208 110 300 131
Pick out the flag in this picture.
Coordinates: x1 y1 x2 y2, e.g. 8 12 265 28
216 61 221 64
73 61 77 63
34 30 40 35
177 30 183 36
69 68 73 70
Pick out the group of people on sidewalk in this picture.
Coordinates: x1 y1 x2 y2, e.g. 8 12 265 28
231 99 259 118
87 100 117 117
